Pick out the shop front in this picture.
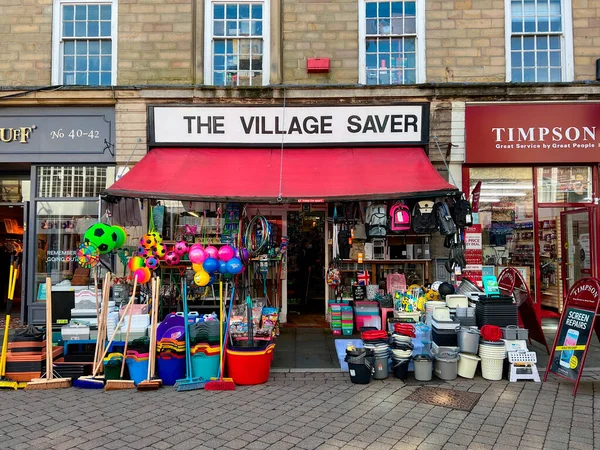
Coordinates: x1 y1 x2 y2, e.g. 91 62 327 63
0 107 116 325
464 102 599 318
106 103 458 324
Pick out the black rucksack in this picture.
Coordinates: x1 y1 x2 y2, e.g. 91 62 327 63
411 200 438 234
453 198 473 228
435 201 457 236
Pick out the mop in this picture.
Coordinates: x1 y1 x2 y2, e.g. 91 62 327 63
176 280 205 392
25 278 72 389
0 257 25 390
137 277 162 391
104 283 137 390
205 281 236 390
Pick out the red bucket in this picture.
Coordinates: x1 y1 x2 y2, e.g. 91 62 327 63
225 343 275 385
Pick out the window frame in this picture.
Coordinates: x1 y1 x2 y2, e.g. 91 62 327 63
204 0 271 86
358 0 426 85
504 0 573 83
51 0 118 86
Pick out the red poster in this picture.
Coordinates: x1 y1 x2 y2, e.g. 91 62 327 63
462 225 483 287
470 181 481 213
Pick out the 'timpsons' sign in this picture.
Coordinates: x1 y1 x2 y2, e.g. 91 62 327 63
151 104 428 146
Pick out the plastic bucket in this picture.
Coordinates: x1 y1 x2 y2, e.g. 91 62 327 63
190 353 220 381
413 355 433 381
457 328 480 354
157 354 186 386
348 362 372 384
481 357 504 381
457 353 481 379
434 354 459 381
226 343 275 385
125 358 149 386
391 359 410 380
373 356 389 380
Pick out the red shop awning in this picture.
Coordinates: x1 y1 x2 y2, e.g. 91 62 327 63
104 147 457 202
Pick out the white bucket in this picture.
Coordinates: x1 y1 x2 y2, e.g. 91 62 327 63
481 357 504 380
457 353 481 379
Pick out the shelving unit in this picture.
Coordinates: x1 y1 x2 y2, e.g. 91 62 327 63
538 218 562 312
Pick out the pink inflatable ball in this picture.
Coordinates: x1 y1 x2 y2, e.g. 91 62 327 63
189 246 207 264
174 241 189 256
133 266 152 284
204 245 218 260
165 251 181 266
218 245 235 262
190 243 204 251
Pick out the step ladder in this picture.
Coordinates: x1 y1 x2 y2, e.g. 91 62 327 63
508 351 540 383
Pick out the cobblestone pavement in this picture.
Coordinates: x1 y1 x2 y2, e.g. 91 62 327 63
0 371 599 450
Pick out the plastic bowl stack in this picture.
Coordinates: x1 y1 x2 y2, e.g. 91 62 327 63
189 320 221 345
425 301 446 326
125 350 149 385
479 341 506 381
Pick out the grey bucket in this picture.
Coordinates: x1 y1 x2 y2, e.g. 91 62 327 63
373 357 389 380
413 355 433 381
457 327 480 354
434 353 460 381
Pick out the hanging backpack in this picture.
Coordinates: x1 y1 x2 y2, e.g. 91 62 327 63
453 198 473 228
411 200 438 234
435 201 457 236
388 201 411 233
366 203 388 238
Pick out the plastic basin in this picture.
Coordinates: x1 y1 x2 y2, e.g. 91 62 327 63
157 353 186 386
191 353 220 381
125 358 149 386
226 343 275 385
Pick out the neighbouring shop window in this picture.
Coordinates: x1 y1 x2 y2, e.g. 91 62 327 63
37 166 114 198
206 0 269 86
0 178 30 203
507 0 573 82
35 201 99 300
360 0 425 85
537 166 593 203
469 167 536 295
52 0 116 86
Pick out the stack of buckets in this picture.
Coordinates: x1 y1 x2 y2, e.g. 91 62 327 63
341 306 353 336
457 327 481 379
155 314 187 385
479 341 506 380
330 304 342 335
189 320 221 381
361 330 389 380
125 350 149 385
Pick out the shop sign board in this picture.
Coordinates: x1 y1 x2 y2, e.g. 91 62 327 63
149 104 429 147
0 107 116 163
544 277 600 395
465 103 600 164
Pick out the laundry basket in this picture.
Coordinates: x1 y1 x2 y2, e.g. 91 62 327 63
481 357 504 381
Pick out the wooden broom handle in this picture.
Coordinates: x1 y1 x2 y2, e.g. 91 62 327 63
93 273 111 375
119 281 137 378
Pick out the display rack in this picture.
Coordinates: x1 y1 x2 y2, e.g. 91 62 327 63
538 218 562 312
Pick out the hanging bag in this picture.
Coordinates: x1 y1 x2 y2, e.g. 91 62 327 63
388 201 411 233
435 201 457 236
411 200 438 234
366 203 388 238
453 198 473 228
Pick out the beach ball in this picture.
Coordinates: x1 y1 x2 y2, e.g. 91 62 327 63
203 257 219 273
205 246 218 260
140 233 158 250
193 270 210 287
128 255 145 272
174 241 189 256
218 245 235 262
192 263 204 273
154 243 167 259
84 223 117 254
148 231 163 245
165 251 180 266
226 258 243 275
146 256 160 270
133 266 152 284
112 225 128 249
218 261 229 274
189 246 207 265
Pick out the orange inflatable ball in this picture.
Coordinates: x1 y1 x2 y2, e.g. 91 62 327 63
128 255 145 272
192 263 204 273
133 266 152 284
193 270 210 287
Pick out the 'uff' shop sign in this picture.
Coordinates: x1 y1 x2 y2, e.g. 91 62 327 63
465 103 600 164
150 104 429 147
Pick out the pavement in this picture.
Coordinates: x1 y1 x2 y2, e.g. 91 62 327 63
1 370 599 450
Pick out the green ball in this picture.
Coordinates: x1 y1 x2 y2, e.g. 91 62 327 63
84 223 117 254
112 225 127 249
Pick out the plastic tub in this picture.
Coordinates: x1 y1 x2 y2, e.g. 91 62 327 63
157 353 186 386
373 357 389 380
348 362 372 384
434 353 459 381
413 355 433 381
226 343 275 385
190 353 220 381
481 357 504 381
457 353 481 379
391 358 410 380
125 358 149 386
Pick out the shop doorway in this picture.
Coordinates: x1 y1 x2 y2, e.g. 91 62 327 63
286 210 326 324
561 208 596 296
0 203 26 326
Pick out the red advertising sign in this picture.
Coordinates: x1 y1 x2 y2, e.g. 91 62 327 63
462 225 483 287
465 103 600 164
544 277 600 396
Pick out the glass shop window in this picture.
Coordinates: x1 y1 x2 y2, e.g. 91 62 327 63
537 166 593 203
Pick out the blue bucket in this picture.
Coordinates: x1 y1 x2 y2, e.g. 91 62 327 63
157 354 186 386
125 358 149 386
190 353 220 381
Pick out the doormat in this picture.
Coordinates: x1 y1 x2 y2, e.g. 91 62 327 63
405 387 481 411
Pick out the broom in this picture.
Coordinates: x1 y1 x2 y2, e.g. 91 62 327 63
137 277 161 391
25 278 72 389
104 283 136 390
0 257 24 390
205 281 236 390
176 280 205 391
75 277 136 388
